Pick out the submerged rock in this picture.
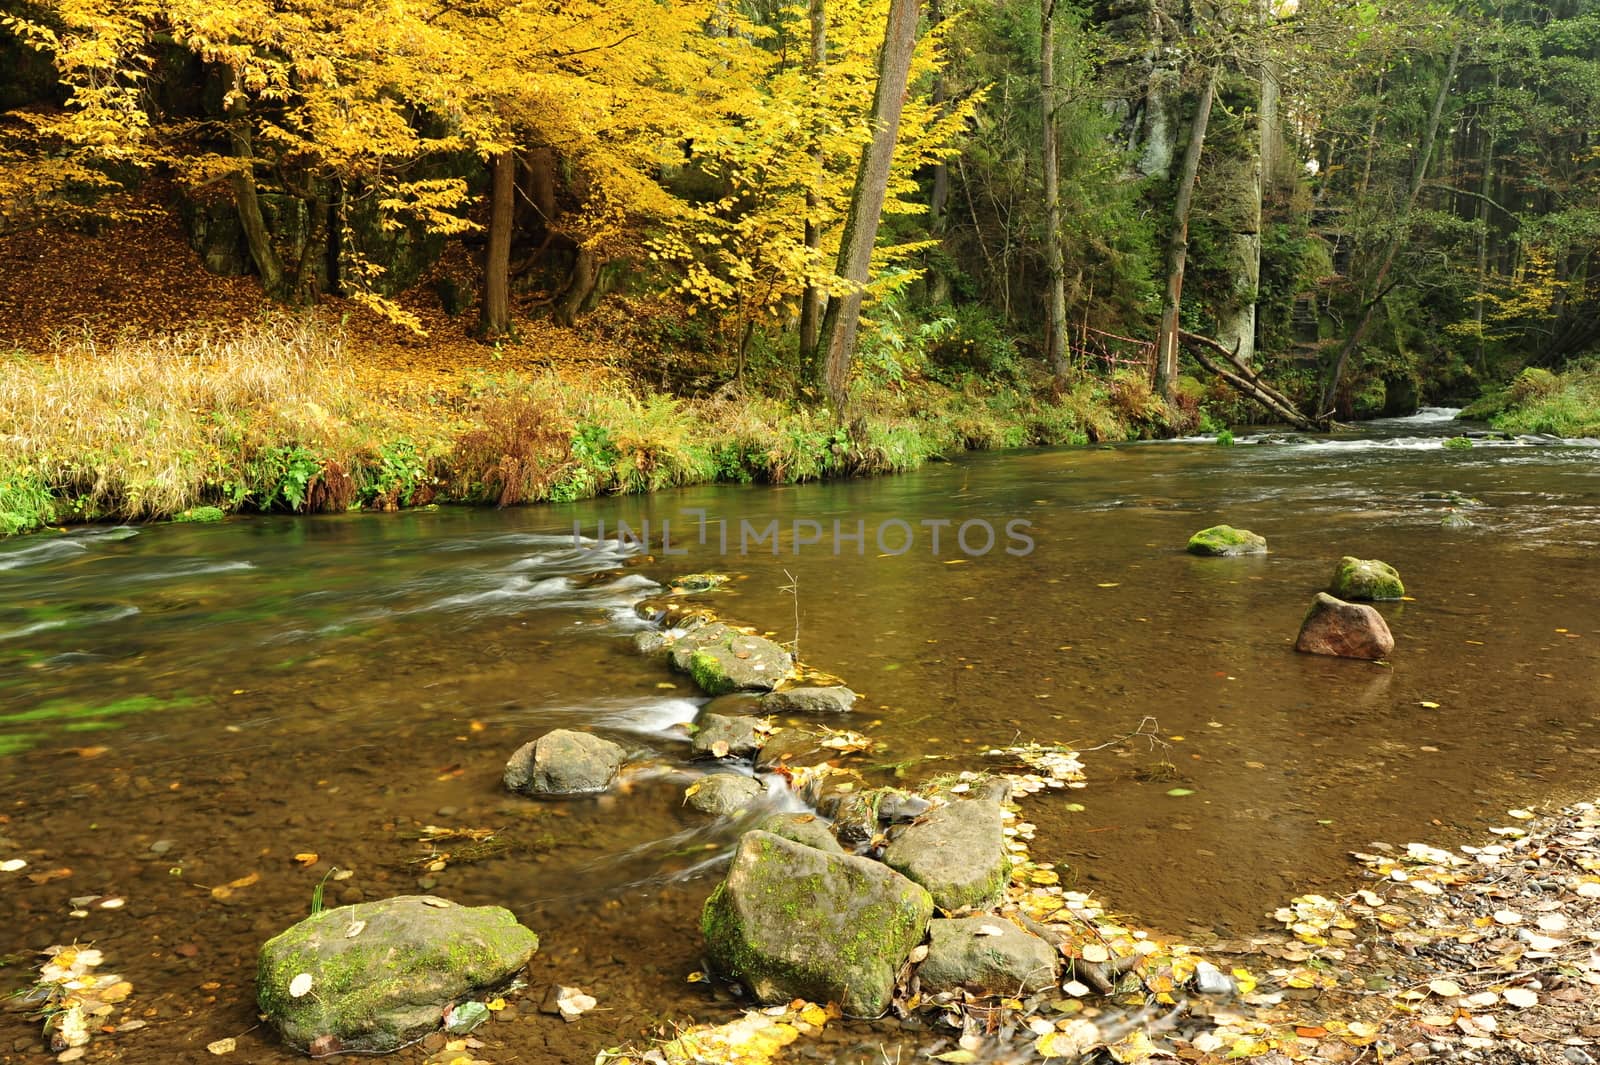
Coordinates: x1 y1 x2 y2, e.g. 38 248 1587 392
1295 592 1395 661
1186 525 1268 557
882 799 1010 911
669 622 793 695
1329 556 1405 601
503 729 626 797
684 773 764 816
1441 512 1474 529
692 714 767 760
755 728 833 770
917 917 1059 997
702 831 933 1017
759 686 857 715
670 573 729 593
257 895 538 1054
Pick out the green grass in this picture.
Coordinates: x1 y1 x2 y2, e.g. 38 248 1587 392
1 318 1197 535
1490 366 1600 438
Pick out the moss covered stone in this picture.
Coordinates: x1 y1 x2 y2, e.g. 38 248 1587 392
1443 436 1474 450
916 917 1059 997
701 831 932 1018
1329 556 1404 601
1186 525 1267 556
173 506 226 523
256 895 537 1054
881 798 1010 911
669 622 793 695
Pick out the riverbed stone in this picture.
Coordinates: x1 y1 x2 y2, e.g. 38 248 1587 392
669 622 793 695
1295 593 1395 661
1329 556 1405 601
692 714 767 759
503 729 626 796
917 917 1059 997
257 895 538 1055
670 573 729 593
1187 525 1268 556
702 831 933 1017
751 813 845 854
685 773 765 816
1441 512 1474 529
754 727 833 770
882 799 1010 911
759 686 857 715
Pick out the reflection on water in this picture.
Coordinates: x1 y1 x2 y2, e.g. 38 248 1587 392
1 415 1598 1062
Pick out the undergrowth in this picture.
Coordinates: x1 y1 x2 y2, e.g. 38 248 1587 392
1487 364 1600 438
0 318 1200 536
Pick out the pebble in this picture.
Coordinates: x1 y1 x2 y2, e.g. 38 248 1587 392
148 840 175 855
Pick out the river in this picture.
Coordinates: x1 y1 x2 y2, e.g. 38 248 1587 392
2 409 1597 1062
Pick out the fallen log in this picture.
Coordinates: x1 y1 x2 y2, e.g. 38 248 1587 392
1179 330 1327 431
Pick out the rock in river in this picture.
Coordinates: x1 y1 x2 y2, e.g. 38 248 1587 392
882 798 1010 911
759 686 857 715
692 713 767 760
1187 525 1268 556
917 917 1059 997
1295 592 1394 661
257 895 538 1054
685 773 765 816
750 812 845 854
702 831 933 1017
1329 556 1404 601
669 622 793 695
503 729 626 797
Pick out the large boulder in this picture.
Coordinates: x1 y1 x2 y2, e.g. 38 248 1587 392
257 896 538 1055
1329 556 1404 601
1187 525 1268 556
670 623 793 695
684 773 765 816
882 799 1010 911
1295 593 1395 661
692 714 768 760
917 917 1059 997
503 729 626 796
759 686 857 715
702 831 933 1017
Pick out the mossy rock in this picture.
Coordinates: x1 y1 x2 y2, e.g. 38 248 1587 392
1441 512 1474 529
749 813 844 854
173 506 226 523
669 622 792 695
701 831 932 1018
670 573 730 593
881 799 1010 911
1442 436 1473 450
1329 556 1404 601
257 895 538 1054
1186 525 1268 557
1509 367 1559 403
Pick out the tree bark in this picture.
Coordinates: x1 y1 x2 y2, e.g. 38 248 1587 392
1040 0 1069 379
927 0 951 307
815 0 921 416
1320 41 1461 417
1153 64 1220 401
481 149 516 338
226 76 287 300
799 0 828 386
554 245 599 327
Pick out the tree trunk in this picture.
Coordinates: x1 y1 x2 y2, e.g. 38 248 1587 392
1040 0 1069 380
1216 0 1272 365
227 77 287 300
1320 41 1461 417
799 0 828 387
481 150 515 338
1182 330 1322 431
927 0 952 307
815 0 921 416
554 245 600 327
1153 64 1220 401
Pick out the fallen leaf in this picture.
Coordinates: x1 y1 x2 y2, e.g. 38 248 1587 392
293 853 319 867
1081 944 1110 963
1428 979 1463 997
975 924 1006 937
206 1037 236 1055
289 973 313 998
344 920 366 938
0 858 25 872
1503 987 1538 1008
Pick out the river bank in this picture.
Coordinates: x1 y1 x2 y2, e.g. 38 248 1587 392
0 314 1216 539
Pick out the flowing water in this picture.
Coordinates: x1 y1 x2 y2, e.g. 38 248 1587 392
2 410 1598 1062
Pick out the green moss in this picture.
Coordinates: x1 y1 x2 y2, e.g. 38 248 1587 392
688 649 736 696
1442 436 1473 450
1186 524 1267 556
1329 556 1404 601
173 506 226 523
1458 390 1509 421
